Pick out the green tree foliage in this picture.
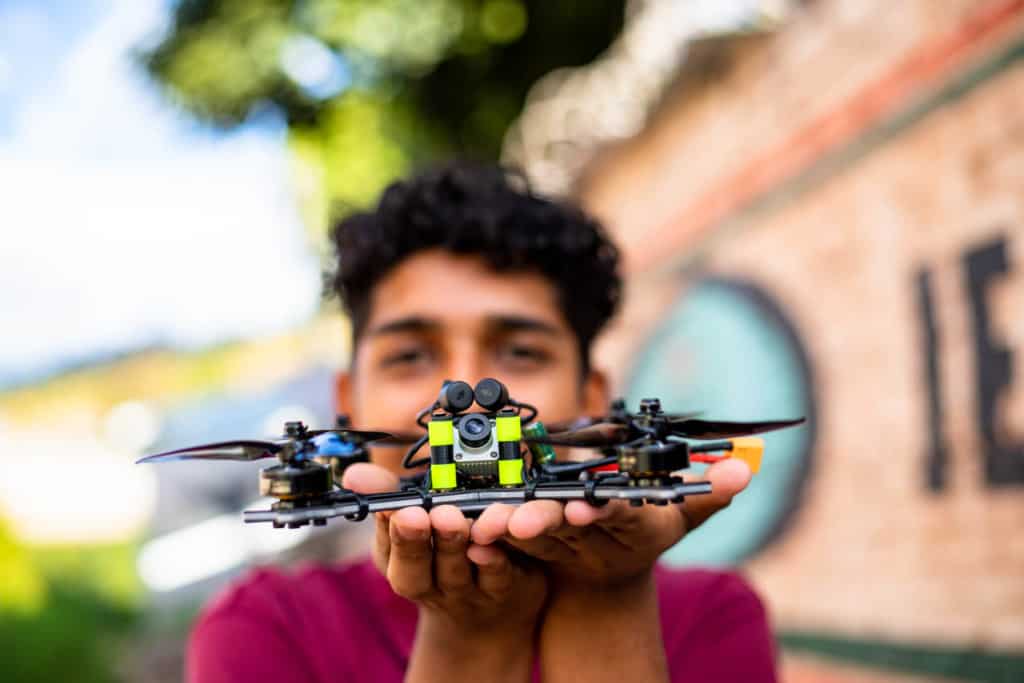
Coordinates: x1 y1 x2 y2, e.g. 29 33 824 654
142 0 624 233
0 520 139 683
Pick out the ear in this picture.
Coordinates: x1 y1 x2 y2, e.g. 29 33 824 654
581 367 611 415
335 371 353 418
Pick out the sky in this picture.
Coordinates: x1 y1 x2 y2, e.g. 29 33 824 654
0 0 322 387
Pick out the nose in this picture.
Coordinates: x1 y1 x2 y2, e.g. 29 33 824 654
442 343 488 393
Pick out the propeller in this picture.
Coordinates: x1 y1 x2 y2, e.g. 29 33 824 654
667 417 806 439
137 427 394 463
364 430 431 447
136 439 286 463
539 411 703 434
537 416 610 433
526 417 805 448
523 422 631 447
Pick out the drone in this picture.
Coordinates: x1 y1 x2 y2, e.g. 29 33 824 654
138 378 804 528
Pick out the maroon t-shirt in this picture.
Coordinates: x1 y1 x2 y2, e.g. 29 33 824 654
187 558 777 682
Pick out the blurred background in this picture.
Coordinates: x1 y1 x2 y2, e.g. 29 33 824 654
1 0 1021 680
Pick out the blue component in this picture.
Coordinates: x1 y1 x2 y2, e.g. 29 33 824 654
311 433 357 457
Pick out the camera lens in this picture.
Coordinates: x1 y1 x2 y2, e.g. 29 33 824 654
457 414 491 447
439 380 474 413
474 378 509 411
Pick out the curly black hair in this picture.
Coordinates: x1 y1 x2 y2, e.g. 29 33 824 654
327 161 621 375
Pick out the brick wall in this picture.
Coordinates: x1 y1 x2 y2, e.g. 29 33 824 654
581 0 1024 666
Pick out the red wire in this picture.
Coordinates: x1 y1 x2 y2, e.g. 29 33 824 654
691 454 728 464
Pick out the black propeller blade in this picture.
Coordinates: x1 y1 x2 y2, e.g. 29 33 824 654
540 411 703 434
137 426 397 464
523 422 632 448
668 417 806 439
659 411 705 422
538 416 610 433
526 416 805 447
137 439 286 463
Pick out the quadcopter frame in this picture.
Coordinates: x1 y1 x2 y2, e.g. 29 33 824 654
140 377 803 529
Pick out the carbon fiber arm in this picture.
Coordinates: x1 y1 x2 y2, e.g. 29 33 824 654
243 479 712 527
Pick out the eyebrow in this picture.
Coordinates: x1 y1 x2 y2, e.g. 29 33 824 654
366 314 562 338
367 316 440 337
486 315 560 336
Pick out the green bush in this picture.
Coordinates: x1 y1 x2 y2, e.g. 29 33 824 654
0 521 140 683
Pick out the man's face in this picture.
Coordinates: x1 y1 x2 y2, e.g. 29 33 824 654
336 249 608 476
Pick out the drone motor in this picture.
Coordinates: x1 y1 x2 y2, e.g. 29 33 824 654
259 461 333 500
616 441 690 482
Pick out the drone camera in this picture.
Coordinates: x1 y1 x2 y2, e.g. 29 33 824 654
439 380 475 413
427 378 522 491
473 377 509 411
438 377 512 414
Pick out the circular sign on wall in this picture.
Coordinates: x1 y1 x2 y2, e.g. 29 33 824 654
626 277 817 566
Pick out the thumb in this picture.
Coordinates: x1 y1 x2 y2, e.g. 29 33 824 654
341 463 400 575
341 462 400 494
678 458 752 532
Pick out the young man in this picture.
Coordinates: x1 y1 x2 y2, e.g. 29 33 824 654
187 162 776 682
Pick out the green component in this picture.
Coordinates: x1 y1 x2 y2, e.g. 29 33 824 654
498 458 524 486
495 414 521 442
523 422 556 464
430 462 457 490
428 418 454 446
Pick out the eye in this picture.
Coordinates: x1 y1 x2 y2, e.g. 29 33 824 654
380 347 433 369
496 343 551 367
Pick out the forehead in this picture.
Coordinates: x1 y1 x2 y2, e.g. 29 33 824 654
363 249 569 332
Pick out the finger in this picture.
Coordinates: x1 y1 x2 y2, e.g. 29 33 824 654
504 505 628 563
507 500 565 540
343 462 399 576
430 505 472 594
563 499 620 527
387 506 434 600
571 499 679 551
466 543 514 599
499 500 578 563
678 458 751 531
471 503 516 545
565 498 646 535
371 512 391 574
514 522 630 567
341 462 400 493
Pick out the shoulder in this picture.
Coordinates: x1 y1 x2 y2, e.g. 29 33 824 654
196 560 373 627
193 557 385 634
654 565 776 682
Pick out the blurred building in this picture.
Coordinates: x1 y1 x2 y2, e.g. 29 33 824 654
510 0 1024 680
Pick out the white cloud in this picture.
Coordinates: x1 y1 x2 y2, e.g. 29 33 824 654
0 0 321 376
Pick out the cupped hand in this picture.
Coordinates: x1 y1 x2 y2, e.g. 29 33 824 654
342 463 548 637
469 459 752 590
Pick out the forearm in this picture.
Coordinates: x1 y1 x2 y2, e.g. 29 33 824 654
539 571 668 683
405 611 535 683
